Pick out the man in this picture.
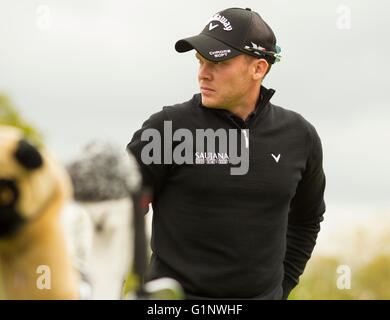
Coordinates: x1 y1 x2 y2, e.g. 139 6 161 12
127 7 326 300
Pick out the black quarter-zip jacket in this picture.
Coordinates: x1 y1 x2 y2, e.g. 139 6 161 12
127 86 326 299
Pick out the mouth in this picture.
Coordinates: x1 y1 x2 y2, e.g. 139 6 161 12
200 87 215 94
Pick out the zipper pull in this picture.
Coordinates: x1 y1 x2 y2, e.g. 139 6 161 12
242 129 249 149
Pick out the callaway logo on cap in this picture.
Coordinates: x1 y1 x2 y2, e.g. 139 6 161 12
175 7 281 64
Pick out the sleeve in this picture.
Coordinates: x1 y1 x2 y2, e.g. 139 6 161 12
282 123 326 300
126 108 172 206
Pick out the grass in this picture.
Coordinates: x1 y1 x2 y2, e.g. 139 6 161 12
289 254 390 300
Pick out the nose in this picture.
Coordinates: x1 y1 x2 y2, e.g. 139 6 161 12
198 62 213 82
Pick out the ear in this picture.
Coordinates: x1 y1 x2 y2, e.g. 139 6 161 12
253 59 269 81
14 139 43 170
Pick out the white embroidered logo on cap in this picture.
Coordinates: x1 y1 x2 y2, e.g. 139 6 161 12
209 23 219 30
207 13 233 31
209 49 231 58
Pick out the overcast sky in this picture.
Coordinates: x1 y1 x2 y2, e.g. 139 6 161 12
0 0 389 208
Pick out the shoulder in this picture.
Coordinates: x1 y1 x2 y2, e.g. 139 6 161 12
269 103 321 140
162 94 201 118
143 94 200 126
269 103 323 159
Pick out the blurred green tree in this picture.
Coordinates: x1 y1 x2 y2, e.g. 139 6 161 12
0 94 43 146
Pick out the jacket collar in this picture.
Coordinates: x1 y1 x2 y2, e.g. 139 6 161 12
197 85 275 123
250 85 275 117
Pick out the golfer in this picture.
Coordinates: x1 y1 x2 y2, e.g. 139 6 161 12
127 7 326 300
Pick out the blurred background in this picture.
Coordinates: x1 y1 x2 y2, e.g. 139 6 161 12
1 0 390 299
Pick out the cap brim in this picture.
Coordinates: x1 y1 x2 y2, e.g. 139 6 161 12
175 34 242 62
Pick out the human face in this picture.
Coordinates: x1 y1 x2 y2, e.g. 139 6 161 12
196 52 255 110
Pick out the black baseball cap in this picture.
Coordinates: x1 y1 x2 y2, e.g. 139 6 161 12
175 7 281 64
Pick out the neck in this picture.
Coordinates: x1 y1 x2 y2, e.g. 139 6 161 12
228 84 262 121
